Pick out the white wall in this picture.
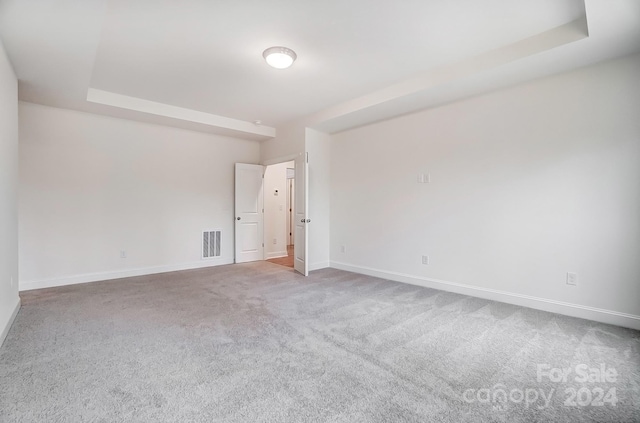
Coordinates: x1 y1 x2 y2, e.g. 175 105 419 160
261 122 305 165
306 128 331 270
331 53 640 328
0 39 20 346
19 102 260 290
264 161 294 259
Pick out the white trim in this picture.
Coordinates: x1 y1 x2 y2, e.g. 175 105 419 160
330 261 640 330
266 251 288 259
20 258 234 292
309 261 330 271
0 297 21 347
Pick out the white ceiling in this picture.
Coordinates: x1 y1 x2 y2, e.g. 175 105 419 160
1 0 639 140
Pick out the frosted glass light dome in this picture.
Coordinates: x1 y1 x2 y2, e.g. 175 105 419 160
263 46 297 69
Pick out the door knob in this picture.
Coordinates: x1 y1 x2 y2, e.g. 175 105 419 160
301 219 305 223
237 217 241 221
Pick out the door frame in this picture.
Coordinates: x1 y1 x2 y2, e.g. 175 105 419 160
260 153 307 276
262 160 295 260
261 153 298 253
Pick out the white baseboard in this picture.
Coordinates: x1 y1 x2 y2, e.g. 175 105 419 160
0 296 21 348
265 251 288 259
20 258 234 292
309 261 330 271
330 261 640 331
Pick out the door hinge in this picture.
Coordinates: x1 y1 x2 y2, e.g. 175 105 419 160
306 152 309 163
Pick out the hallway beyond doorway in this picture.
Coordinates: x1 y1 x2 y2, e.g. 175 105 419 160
266 245 294 268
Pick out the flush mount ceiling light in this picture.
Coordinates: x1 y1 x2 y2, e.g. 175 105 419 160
263 46 297 69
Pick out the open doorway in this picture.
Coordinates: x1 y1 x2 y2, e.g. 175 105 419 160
263 160 295 268
235 153 307 275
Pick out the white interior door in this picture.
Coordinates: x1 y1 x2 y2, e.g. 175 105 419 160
294 153 308 276
235 163 264 263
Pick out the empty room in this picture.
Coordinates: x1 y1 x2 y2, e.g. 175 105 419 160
1 0 639 421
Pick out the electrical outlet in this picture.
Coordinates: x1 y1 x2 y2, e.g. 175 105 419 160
273 238 277 245
566 272 578 286
340 245 346 253
120 250 127 259
422 255 429 265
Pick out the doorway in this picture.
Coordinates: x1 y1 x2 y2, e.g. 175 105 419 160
235 153 308 275
264 161 295 268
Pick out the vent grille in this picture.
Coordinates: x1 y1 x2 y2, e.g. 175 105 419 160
202 230 221 259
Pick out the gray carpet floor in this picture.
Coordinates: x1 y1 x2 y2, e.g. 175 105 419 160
1 262 639 422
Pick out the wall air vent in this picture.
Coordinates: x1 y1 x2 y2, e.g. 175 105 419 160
202 230 221 259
